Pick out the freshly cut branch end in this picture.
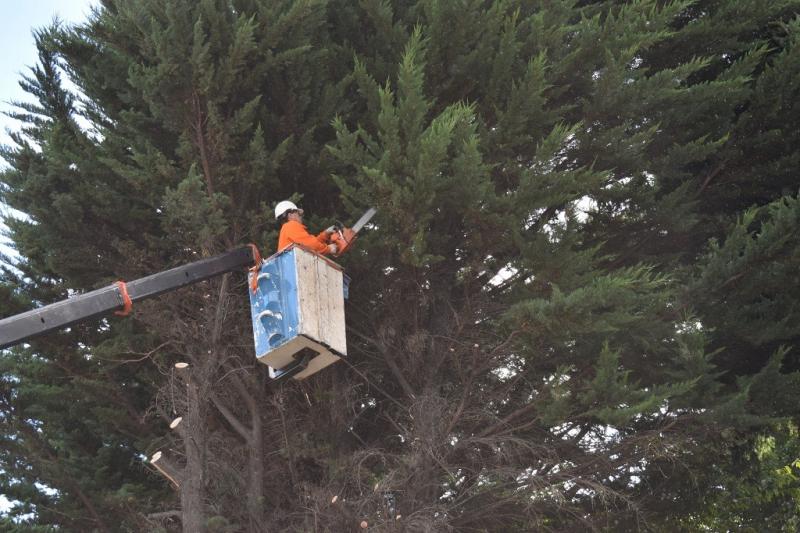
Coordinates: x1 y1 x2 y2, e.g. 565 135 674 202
150 450 181 488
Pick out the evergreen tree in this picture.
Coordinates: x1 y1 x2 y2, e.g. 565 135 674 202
0 29 167 531
1 1 799 531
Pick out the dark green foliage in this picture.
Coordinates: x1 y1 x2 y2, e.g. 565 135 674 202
1 0 799 531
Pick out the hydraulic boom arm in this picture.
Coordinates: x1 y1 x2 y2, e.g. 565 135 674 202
0 246 259 350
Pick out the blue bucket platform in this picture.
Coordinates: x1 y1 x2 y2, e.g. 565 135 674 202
248 245 348 380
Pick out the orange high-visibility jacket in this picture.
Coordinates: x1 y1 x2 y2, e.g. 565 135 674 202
277 220 330 254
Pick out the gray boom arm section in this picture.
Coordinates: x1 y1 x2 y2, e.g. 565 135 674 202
0 246 258 350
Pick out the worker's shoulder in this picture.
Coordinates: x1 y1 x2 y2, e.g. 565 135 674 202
281 220 309 234
282 220 305 229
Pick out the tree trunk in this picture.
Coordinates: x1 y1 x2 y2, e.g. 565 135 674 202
181 379 207 533
248 410 266 532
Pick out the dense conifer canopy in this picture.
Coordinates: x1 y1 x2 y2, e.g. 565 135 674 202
1 1 799 531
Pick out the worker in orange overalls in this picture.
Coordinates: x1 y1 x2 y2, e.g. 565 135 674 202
275 200 338 255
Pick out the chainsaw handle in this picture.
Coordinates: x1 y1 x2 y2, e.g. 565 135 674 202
328 227 356 256
324 208 376 256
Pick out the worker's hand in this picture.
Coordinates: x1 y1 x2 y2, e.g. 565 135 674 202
324 225 337 235
327 243 338 255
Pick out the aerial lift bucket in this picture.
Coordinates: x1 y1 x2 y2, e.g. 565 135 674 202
248 245 348 381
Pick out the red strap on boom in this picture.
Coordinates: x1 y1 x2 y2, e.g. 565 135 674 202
247 243 263 294
115 281 133 316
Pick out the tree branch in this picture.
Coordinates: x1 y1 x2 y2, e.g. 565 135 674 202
150 451 181 489
479 402 537 438
699 158 728 193
192 90 215 196
147 510 182 521
348 325 417 400
209 391 252 444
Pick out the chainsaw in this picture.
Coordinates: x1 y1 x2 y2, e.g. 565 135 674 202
329 207 377 257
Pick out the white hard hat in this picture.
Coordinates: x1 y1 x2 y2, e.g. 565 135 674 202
274 200 299 219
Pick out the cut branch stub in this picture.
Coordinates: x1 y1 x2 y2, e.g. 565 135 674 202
150 450 181 488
